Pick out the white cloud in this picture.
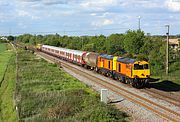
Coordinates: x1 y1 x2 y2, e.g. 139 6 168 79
92 19 114 27
165 0 180 11
119 0 163 8
103 19 113 25
90 13 97 16
0 1 9 6
46 10 75 17
18 22 27 29
17 10 40 20
80 0 118 11
18 10 30 16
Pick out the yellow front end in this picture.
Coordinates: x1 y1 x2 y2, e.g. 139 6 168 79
132 61 150 78
36 44 42 50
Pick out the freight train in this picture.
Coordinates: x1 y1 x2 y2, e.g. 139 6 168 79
37 44 150 88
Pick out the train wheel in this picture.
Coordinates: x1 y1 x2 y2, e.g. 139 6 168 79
84 65 89 69
118 77 121 82
137 81 144 89
144 79 150 88
109 73 112 78
129 79 133 85
113 76 117 80
125 78 130 84
132 78 138 88
137 82 144 89
108 72 112 78
121 77 126 83
105 73 108 77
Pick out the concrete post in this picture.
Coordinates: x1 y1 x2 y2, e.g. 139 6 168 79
101 89 108 104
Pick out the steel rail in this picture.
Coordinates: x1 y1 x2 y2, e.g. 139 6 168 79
37 51 180 122
142 89 180 107
62 63 179 122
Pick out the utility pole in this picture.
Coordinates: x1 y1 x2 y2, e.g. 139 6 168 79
165 25 170 75
138 16 141 30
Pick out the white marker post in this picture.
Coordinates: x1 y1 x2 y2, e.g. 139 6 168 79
101 89 108 104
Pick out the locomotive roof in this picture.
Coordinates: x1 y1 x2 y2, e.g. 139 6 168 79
100 54 114 60
42 45 86 55
117 57 136 64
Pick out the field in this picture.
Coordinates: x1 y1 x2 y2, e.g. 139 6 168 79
0 43 17 121
16 50 129 121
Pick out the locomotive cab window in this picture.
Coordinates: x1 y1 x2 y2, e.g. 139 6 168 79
134 64 149 70
143 64 149 69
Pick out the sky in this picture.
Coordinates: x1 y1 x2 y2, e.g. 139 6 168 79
0 0 180 36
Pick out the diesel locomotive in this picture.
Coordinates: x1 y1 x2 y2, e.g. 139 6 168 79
37 44 150 88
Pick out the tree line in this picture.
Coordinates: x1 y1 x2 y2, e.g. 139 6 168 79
5 30 180 75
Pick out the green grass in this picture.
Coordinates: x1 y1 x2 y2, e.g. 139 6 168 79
0 43 9 81
0 43 6 52
168 61 180 84
17 50 129 121
151 61 180 84
150 61 180 92
0 43 18 122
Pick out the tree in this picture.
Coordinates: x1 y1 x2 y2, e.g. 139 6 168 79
124 30 145 54
139 37 154 60
105 34 125 56
148 38 166 75
7 35 15 41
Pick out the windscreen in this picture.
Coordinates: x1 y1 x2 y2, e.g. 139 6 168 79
134 64 149 70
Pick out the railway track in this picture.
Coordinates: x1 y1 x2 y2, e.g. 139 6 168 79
36 51 180 122
142 89 180 107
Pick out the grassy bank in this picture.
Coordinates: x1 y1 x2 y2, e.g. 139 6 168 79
150 61 180 92
0 43 12 81
0 43 18 122
16 50 129 121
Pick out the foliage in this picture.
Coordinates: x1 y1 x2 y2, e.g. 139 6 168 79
0 39 7 43
141 37 166 75
124 30 145 54
7 36 15 41
105 34 125 55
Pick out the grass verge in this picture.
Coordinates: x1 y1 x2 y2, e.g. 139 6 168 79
0 43 18 122
0 43 12 82
150 61 180 92
17 50 129 121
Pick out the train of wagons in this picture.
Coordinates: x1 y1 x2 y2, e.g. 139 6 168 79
37 44 150 88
